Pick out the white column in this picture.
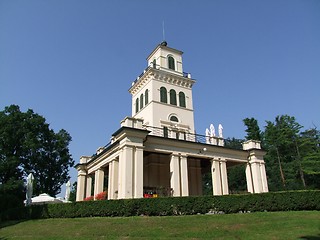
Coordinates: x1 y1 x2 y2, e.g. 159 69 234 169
260 162 269 192
76 169 86 201
170 154 181 196
220 160 229 195
86 175 92 198
243 143 268 194
211 159 222 195
94 168 104 199
246 163 254 193
118 146 133 199
134 147 144 198
108 163 113 200
112 160 119 199
180 155 189 196
118 150 124 198
251 161 262 193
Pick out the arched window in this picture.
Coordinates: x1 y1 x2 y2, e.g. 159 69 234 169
140 94 144 110
152 59 156 69
170 89 177 105
179 91 186 108
135 98 139 113
168 56 175 70
145 89 149 105
170 116 179 122
160 87 167 103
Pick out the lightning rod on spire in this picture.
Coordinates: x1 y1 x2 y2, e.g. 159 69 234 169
162 21 166 41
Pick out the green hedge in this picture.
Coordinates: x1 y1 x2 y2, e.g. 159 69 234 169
1 190 319 221
0 193 24 214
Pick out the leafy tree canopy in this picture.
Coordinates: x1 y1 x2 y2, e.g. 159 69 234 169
262 115 319 191
0 105 74 197
243 117 261 141
242 115 320 191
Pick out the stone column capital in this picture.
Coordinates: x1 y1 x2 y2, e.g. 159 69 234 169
171 152 180 157
248 159 265 164
210 157 226 163
78 168 87 176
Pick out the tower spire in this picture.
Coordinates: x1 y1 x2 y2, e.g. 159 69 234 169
162 21 166 42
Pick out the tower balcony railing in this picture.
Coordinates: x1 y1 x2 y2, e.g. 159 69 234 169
144 125 224 147
92 123 225 158
133 65 192 85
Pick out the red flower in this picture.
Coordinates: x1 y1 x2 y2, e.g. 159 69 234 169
95 191 107 200
84 196 94 201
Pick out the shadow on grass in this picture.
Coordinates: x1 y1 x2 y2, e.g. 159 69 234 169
0 204 49 230
300 234 320 240
0 219 26 228
0 217 30 240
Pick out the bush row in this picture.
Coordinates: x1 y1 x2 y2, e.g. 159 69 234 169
1 190 319 221
0 193 24 215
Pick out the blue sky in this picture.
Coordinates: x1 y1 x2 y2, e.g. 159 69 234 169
1 0 319 195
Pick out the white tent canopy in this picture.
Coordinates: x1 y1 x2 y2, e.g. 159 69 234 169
28 193 63 205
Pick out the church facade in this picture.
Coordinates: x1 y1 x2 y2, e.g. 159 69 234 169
75 42 268 201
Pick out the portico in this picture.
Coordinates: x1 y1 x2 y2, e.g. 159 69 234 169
76 118 268 201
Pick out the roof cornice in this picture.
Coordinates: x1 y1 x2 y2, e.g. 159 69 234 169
129 67 195 95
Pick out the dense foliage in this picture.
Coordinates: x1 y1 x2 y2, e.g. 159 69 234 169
242 115 320 192
225 115 320 192
1 190 319 220
243 117 262 141
0 105 74 210
224 138 247 193
264 116 319 191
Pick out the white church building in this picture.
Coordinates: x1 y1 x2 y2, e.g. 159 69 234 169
76 42 268 201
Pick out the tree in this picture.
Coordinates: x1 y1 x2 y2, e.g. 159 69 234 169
69 181 77 202
243 117 261 141
0 105 74 198
299 128 320 188
224 137 247 193
227 164 247 193
224 137 243 150
264 115 304 190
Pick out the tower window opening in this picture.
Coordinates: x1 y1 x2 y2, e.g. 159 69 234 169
140 94 144 110
145 89 149 105
163 126 168 138
179 91 186 108
152 59 156 68
170 116 179 122
176 131 180 140
160 87 167 103
170 89 177 105
168 56 175 70
135 98 139 113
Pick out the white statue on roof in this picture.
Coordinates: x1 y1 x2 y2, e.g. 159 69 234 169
210 124 215 137
218 124 223 138
205 128 210 144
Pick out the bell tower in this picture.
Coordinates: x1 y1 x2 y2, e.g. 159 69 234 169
129 42 196 134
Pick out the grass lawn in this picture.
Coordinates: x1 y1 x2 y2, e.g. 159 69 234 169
0 211 319 239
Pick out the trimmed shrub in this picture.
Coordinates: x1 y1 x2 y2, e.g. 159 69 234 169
1 190 319 221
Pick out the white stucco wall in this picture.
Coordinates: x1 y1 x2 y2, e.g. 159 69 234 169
132 77 195 132
147 45 183 74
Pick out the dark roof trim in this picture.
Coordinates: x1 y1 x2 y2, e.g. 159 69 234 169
112 126 150 137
